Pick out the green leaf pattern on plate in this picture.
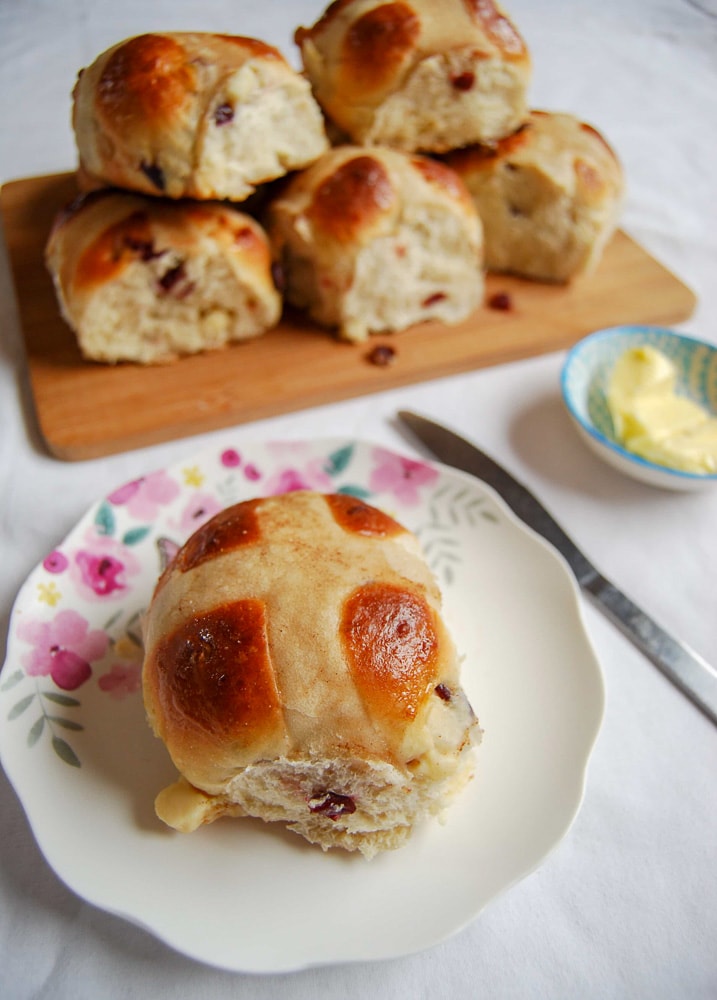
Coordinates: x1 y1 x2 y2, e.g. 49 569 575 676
415 483 499 585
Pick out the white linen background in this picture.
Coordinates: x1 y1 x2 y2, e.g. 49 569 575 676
0 1 715 998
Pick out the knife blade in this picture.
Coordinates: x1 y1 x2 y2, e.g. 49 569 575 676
397 409 717 727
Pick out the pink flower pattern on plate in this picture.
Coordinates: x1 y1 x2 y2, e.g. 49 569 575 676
98 662 142 700
264 458 332 496
175 492 223 534
69 532 141 602
75 551 126 597
43 550 69 574
16 609 109 691
219 448 261 480
107 470 180 520
369 447 439 505
221 448 241 468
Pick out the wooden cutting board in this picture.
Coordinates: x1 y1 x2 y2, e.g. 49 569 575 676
1 171 697 461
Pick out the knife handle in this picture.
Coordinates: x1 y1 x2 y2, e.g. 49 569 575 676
584 575 717 725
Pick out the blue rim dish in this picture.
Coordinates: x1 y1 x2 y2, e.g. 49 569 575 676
561 325 717 485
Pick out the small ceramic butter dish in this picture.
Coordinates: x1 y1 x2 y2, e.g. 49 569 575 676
561 325 717 491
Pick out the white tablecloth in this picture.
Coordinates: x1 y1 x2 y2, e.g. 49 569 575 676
1 1 715 997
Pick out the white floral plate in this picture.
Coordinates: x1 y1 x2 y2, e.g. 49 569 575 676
0 439 604 973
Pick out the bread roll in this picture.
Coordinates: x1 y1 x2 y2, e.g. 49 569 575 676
45 191 281 364
142 491 479 858
444 110 625 282
72 32 329 202
265 145 484 342
294 0 531 152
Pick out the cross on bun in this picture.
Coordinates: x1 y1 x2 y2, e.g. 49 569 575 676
72 32 329 202
443 110 625 282
294 0 531 152
45 191 281 364
142 491 480 858
265 145 484 342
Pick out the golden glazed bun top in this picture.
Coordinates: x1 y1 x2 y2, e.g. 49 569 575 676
267 144 479 252
46 190 277 302
294 0 531 150
444 110 624 210
442 110 625 280
73 32 329 200
264 144 483 340
142 492 470 796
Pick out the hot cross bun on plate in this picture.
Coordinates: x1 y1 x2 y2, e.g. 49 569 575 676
142 491 480 858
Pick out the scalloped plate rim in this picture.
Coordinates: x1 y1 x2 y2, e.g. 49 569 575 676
0 436 605 972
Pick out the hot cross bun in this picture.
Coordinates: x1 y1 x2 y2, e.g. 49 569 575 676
294 0 531 152
265 145 484 342
443 110 625 282
45 190 281 363
72 32 329 202
142 491 479 857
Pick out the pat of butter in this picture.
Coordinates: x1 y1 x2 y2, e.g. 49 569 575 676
155 776 244 832
607 346 717 474
627 422 717 474
616 391 708 442
155 777 216 832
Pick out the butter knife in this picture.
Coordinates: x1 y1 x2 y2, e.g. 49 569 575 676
397 409 717 726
